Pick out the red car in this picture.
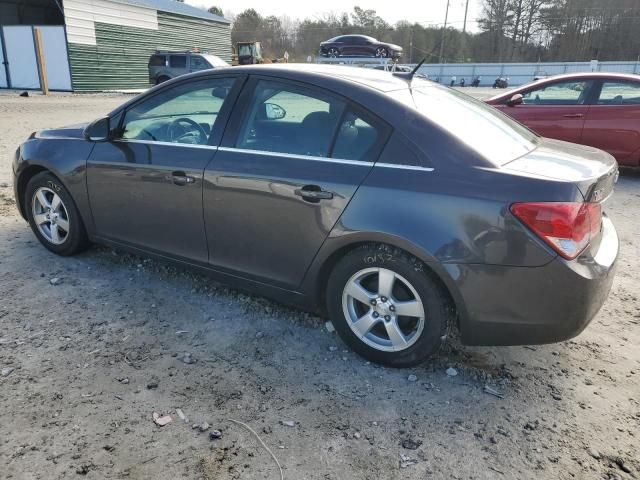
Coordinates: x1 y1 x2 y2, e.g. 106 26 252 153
486 72 640 166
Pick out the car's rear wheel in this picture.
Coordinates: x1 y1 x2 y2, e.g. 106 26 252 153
25 172 89 256
328 48 339 58
375 47 389 58
327 245 449 367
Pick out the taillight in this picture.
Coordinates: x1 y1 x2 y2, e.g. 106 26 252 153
510 202 602 260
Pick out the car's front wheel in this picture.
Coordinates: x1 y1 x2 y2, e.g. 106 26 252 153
25 172 89 256
327 47 339 58
327 245 450 367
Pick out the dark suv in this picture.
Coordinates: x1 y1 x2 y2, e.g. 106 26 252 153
320 35 402 59
148 51 229 85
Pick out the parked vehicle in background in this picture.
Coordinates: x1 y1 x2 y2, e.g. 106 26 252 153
148 51 228 85
319 35 402 59
235 42 264 65
13 65 618 367
493 77 509 88
486 72 640 166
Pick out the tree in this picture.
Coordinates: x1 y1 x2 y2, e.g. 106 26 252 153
208 6 223 17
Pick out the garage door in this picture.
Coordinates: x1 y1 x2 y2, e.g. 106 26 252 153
38 26 72 91
0 26 72 91
3 26 40 89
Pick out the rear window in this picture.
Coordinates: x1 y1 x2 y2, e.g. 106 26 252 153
169 55 186 68
403 83 538 165
149 54 165 67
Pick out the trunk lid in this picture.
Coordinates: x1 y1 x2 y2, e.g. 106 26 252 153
503 138 618 203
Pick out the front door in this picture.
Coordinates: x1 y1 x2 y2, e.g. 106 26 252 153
87 75 241 263
497 79 595 144
581 79 640 165
203 77 389 288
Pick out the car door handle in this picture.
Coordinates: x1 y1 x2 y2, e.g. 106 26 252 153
168 171 195 186
562 113 584 118
295 185 334 201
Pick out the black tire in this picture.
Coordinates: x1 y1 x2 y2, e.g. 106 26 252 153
327 244 450 367
24 172 89 256
328 48 339 58
156 76 170 85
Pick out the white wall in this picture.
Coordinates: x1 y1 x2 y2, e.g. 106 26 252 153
63 0 158 46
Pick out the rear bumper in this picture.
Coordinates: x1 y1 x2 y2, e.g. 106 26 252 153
447 216 618 346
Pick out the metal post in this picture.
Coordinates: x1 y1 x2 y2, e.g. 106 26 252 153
439 0 450 64
34 27 49 95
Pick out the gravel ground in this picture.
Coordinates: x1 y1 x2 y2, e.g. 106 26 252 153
0 90 639 480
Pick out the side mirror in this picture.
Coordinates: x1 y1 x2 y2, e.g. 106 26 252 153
507 93 523 107
211 86 229 99
265 103 286 120
84 117 110 141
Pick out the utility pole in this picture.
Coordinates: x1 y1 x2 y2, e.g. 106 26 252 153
461 0 470 62
439 0 450 64
463 0 470 33
409 27 414 64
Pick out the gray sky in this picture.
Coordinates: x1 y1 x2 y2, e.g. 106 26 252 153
185 0 484 32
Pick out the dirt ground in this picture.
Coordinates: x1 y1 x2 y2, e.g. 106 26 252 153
0 90 638 480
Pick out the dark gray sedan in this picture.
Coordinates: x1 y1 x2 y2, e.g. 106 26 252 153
12 64 619 367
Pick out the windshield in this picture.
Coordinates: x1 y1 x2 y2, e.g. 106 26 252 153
238 45 252 56
202 55 229 67
402 83 538 165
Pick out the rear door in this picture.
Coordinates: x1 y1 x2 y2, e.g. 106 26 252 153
496 79 595 143
581 79 640 166
203 76 389 288
87 75 243 263
168 54 187 78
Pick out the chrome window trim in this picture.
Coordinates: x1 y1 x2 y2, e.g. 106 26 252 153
217 146 374 167
114 139 218 150
109 141 434 172
375 162 435 172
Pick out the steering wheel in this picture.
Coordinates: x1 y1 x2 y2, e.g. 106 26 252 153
168 117 208 144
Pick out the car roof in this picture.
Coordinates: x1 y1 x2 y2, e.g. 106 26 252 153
211 63 414 93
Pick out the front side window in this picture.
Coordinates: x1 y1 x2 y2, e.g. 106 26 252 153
521 80 592 105
120 77 235 145
597 81 640 105
190 56 209 71
236 80 346 157
169 55 186 68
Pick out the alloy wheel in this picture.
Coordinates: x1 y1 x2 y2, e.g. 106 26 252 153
32 187 70 245
375 48 389 58
328 48 339 58
342 267 425 352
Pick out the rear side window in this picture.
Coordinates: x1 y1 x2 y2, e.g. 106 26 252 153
149 55 165 67
169 55 186 68
236 79 345 158
333 111 380 161
597 81 640 105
